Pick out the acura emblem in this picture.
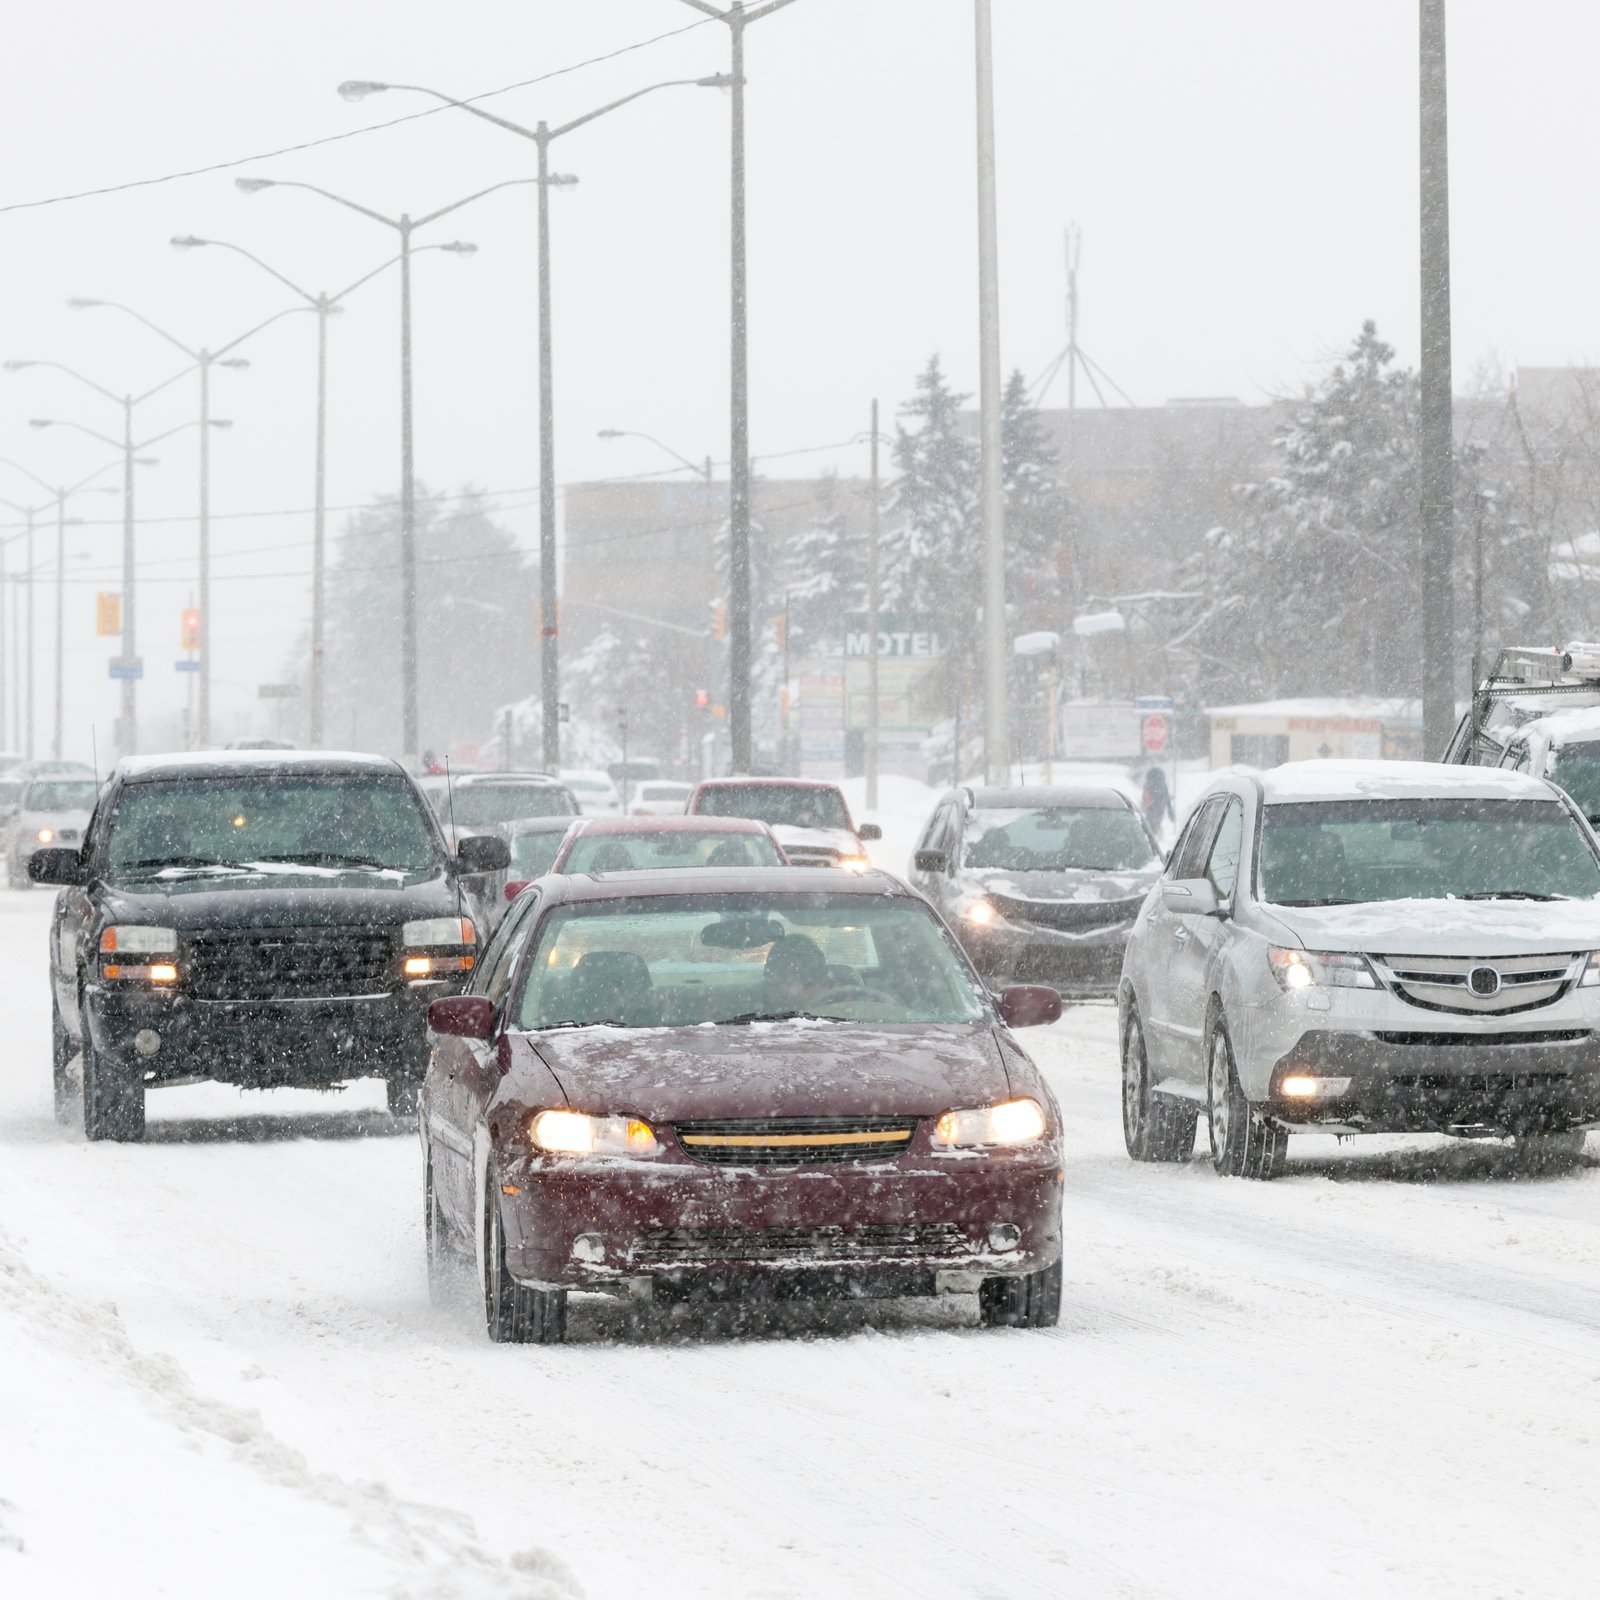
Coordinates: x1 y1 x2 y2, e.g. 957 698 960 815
1467 965 1502 998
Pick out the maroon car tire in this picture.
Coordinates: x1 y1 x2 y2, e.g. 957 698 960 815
978 1258 1062 1329
482 1164 567 1344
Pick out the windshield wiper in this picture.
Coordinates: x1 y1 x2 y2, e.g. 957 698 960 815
1273 897 1364 907
116 856 244 873
539 1018 636 1031
721 1010 846 1025
248 851 396 870
1461 890 1568 902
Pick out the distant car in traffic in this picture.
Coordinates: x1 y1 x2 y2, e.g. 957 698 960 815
498 815 582 908
687 777 880 868
561 769 623 815
1119 760 1600 1180
550 814 786 875
420 865 1064 1342
8 774 100 888
33 750 509 1139
629 780 693 817
430 772 578 847
909 785 1163 996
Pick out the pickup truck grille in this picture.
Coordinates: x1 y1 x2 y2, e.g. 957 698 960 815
184 927 395 1001
1370 952 1581 1016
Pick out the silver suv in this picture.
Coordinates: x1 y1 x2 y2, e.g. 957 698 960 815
1118 761 1600 1179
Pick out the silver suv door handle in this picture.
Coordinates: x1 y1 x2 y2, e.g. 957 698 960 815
1172 924 1189 944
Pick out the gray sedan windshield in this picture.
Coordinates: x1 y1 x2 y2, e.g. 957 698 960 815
1259 798 1600 905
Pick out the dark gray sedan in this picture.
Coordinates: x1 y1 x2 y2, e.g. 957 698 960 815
908 785 1163 997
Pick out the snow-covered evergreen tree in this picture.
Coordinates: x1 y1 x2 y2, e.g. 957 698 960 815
1001 368 1072 610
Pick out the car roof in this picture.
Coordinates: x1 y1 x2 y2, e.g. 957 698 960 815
694 776 843 792
961 785 1133 810
1256 759 1558 804
507 815 582 836
114 748 408 784
452 770 558 785
1510 704 1600 750
570 814 772 836
536 865 907 903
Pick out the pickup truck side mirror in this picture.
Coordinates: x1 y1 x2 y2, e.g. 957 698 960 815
30 847 88 887
1160 878 1222 917
913 848 948 874
857 823 882 842
453 834 511 875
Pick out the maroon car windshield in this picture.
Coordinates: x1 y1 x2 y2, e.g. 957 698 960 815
517 893 986 1030
696 784 851 832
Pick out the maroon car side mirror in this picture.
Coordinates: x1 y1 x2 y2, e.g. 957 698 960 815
997 985 1063 1029
428 995 496 1040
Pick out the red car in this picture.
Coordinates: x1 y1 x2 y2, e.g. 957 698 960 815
687 777 881 869
550 814 787 874
421 866 1064 1343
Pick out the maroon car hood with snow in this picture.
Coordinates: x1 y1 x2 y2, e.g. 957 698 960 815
524 1021 1009 1122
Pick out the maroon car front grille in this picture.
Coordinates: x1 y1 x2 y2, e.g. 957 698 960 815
632 1222 968 1265
673 1115 918 1166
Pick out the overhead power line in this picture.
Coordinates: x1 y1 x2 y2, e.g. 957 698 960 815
0 15 718 216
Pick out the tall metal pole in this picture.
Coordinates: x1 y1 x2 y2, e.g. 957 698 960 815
53 491 64 760
727 6 753 772
310 297 329 746
537 127 561 772
197 356 213 745
120 396 138 755
865 398 881 810
974 0 1009 785
1419 0 1455 755
398 218 420 761
24 507 35 759
0 539 6 750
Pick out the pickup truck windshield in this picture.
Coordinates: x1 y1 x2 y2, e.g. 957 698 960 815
106 774 440 874
1260 798 1600 905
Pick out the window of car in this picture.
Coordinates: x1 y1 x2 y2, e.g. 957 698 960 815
1545 741 1600 824
563 829 783 873
473 890 542 1006
1257 797 1600 905
103 774 441 875
510 829 568 880
962 805 1158 872
449 782 572 827
514 892 987 1030
1168 796 1226 880
23 779 99 813
1204 800 1244 898
695 783 852 832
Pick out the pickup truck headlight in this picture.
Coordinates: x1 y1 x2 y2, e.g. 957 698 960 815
933 1096 1047 1148
529 1109 661 1158
99 925 179 983
1268 947 1378 992
401 916 476 978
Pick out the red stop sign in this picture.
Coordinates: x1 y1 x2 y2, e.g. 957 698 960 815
1141 713 1169 755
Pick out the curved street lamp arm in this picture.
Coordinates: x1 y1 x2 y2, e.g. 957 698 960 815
85 300 199 362
0 457 55 495
258 180 400 231
196 239 318 307
550 78 713 140
610 431 706 477
65 456 127 497
677 0 728 17
376 81 542 143
327 242 464 307
38 419 121 452
212 303 315 361
747 0 802 19
133 420 203 453
9 361 122 407
414 177 538 230
132 360 201 408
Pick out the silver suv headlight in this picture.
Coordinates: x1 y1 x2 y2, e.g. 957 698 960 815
1268 947 1378 991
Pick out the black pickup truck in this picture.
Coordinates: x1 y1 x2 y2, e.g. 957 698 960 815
33 750 509 1141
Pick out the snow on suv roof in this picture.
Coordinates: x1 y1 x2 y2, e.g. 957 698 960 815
1256 759 1558 804
1518 704 1600 750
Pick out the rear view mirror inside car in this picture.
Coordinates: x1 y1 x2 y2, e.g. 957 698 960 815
698 915 786 949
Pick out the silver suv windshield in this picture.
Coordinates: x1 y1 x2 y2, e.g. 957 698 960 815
964 806 1158 872
1259 797 1600 906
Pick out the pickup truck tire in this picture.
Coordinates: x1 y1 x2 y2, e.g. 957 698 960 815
82 1031 145 1143
51 999 76 1125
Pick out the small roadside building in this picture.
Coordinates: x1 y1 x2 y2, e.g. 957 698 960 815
1205 698 1423 769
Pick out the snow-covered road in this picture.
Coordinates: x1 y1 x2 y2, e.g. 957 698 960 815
5 877 1600 1600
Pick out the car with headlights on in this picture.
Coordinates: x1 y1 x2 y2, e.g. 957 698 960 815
687 777 881 869
419 866 1064 1342
1118 760 1600 1180
8 774 100 888
910 785 1162 996
32 750 509 1139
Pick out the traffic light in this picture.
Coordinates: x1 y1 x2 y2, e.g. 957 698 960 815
711 599 726 641
771 614 787 652
694 689 710 709
180 607 201 651
95 592 121 637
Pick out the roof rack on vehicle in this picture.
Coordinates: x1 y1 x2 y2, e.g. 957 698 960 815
1485 644 1600 687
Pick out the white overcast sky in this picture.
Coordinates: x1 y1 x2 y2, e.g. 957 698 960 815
0 0 1594 753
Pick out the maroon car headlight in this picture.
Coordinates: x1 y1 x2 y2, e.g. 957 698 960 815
529 1109 662 1158
933 1097 1048 1149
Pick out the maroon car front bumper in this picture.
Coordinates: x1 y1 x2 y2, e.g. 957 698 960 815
499 1151 1064 1298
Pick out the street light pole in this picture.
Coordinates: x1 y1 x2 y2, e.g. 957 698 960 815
866 398 881 810
974 0 1010 785
336 76 725 771
678 0 799 771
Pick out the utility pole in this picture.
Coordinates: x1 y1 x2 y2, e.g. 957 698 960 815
974 0 1009 785
1419 0 1455 755
24 507 34 758
1065 224 1080 413
865 398 881 811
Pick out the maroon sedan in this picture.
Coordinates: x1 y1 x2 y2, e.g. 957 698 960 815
421 867 1065 1343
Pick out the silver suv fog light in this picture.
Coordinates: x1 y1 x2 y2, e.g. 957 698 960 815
1280 1074 1351 1099
133 1028 162 1057
987 1222 1021 1252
